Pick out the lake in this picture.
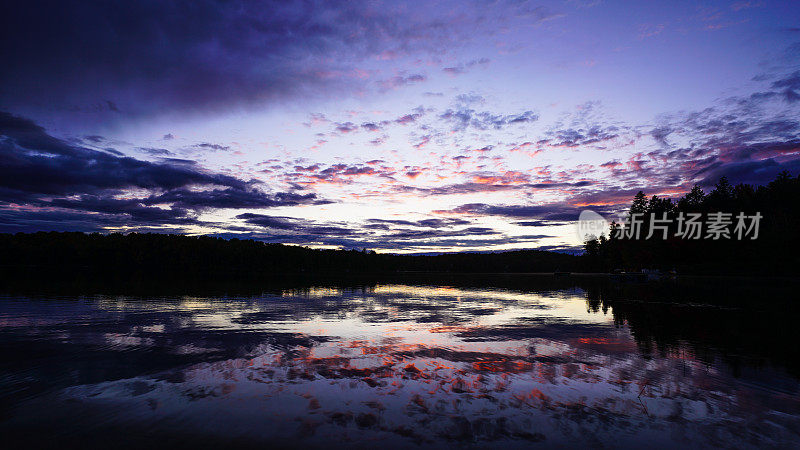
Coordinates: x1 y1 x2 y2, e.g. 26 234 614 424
1 275 799 448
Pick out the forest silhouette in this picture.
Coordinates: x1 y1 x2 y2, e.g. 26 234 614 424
2 172 798 279
583 171 800 274
0 231 578 279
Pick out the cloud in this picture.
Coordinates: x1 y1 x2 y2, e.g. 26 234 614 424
442 58 490 76
769 71 800 103
0 1 478 117
538 102 626 150
83 135 104 143
540 125 620 148
237 213 486 242
630 79 800 189
284 163 395 185
324 108 426 136
384 227 497 240
232 212 548 251
396 180 592 196
0 208 198 234
366 218 472 229
439 202 615 222
137 147 174 156
514 220 569 227
360 122 381 132
439 108 538 132
212 229 550 251
236 213 312 231
193 143 231 152
0 112 329 232
638 23 665 39
147 189 331 210
335 122 359 134
693 158 800 187
0 112 240 197
378 73 427 91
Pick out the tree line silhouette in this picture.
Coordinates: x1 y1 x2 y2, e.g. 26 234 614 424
0 231 579 279
583 171 800 274
2 171 797 279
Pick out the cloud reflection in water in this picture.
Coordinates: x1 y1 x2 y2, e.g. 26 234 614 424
1 283 798 448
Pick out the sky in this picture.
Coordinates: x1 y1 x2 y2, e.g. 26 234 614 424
1 0 799 253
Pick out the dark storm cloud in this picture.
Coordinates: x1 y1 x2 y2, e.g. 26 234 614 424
0 1 472 116
0 112 329 231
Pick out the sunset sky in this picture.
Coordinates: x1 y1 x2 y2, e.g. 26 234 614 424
2 0 799 252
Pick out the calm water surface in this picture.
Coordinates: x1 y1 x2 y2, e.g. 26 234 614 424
1 278 798 448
